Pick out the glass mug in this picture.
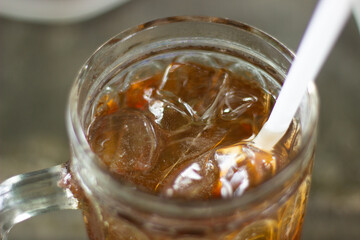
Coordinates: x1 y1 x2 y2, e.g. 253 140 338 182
0 16 319 240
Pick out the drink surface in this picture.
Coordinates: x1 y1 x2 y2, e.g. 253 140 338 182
86 51 291 200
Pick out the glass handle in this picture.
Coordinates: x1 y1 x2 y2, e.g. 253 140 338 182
0 163 79 240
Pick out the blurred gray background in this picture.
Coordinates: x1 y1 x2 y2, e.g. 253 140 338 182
0 0 359 239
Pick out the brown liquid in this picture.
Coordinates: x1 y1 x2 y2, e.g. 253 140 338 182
87 61 286 200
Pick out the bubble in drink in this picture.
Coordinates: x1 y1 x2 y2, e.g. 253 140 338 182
87 58 285 199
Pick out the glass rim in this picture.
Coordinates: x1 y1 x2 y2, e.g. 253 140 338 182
66 16 319 218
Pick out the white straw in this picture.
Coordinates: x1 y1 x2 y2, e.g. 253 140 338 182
254 0 354 151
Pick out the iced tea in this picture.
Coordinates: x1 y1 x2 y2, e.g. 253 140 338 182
80 51 312 239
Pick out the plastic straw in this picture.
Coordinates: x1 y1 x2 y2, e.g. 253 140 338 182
254 0 354 151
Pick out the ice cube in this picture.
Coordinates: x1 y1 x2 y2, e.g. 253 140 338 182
213 144 277 198
220 90 258 121
167 123 229 162
151 123 226 183
159 152 220 200
158 62 230 119
147 90 194 133
125 74 162 110
88 108 160 174
91 88 122 119
217 74 274 134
